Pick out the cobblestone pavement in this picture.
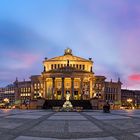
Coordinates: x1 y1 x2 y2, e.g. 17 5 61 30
0 109 140 140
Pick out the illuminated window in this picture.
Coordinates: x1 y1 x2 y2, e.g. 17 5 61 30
41 84 43 88
66 82 70 88
34 84 37 89
74 82 79 88
38 83 40 89
57 82 61 88
28 88 30 92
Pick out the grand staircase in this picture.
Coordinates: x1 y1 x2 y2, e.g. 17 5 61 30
43 100 92 109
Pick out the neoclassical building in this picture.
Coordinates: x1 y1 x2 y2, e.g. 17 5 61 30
42 48 94 100
0 48 122 109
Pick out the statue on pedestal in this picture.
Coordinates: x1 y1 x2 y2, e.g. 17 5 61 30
63 91 73 111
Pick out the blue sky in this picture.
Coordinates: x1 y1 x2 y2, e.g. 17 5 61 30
0 0 140 89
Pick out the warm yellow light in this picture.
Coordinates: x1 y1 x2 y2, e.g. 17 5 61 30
132 106 135 110
3 98 9 103
127 98 132 103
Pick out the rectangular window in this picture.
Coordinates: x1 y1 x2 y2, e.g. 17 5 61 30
83 65 85 70
76 64 78 68
57 82 61 88
65 82 70 88
55 64 56 69
74 82 79 88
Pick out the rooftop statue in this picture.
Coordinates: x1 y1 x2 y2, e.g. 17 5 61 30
64 48 72 55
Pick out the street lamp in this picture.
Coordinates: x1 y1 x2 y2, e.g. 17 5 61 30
3 98 9 103
3 98 9 109
127 98 133 109
127 98 132 103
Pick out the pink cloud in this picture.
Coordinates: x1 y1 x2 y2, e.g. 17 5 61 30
128 74 140 81
8 52 40 68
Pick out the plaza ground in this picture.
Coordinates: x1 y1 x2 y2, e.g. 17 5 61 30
0 109 140 140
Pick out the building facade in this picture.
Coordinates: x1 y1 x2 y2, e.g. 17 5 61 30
0 48 122 108
121 89 140 108
0 84 15 105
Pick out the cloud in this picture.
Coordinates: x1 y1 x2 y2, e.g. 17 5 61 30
128 74 140 81
7 52 40 69
0 1 140 90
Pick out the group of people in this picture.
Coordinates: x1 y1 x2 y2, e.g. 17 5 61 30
103 101 110 113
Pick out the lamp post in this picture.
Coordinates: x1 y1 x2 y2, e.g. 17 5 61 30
3 98 9 109
127 98 133 109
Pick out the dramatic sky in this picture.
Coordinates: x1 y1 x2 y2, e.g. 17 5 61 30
0 0 140 89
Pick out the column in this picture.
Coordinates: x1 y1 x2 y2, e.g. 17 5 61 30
90 78 93 99
61 77 65 100
80 78 83 100
71 78 74 99
45 80 47 99
52 77 55 99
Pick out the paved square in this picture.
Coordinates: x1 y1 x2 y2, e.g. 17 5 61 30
54 112 80 116
0 121 22 129
32 121 65 132
6 114 43 119
48 115 87 120
91 114 130 120
0 109 140 140
68 121 102 132
14 136 117 140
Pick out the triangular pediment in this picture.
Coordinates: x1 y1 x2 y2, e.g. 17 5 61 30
47 55 92 62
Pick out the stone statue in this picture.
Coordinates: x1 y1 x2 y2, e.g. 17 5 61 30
63 91 73 111
66 92 70 101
